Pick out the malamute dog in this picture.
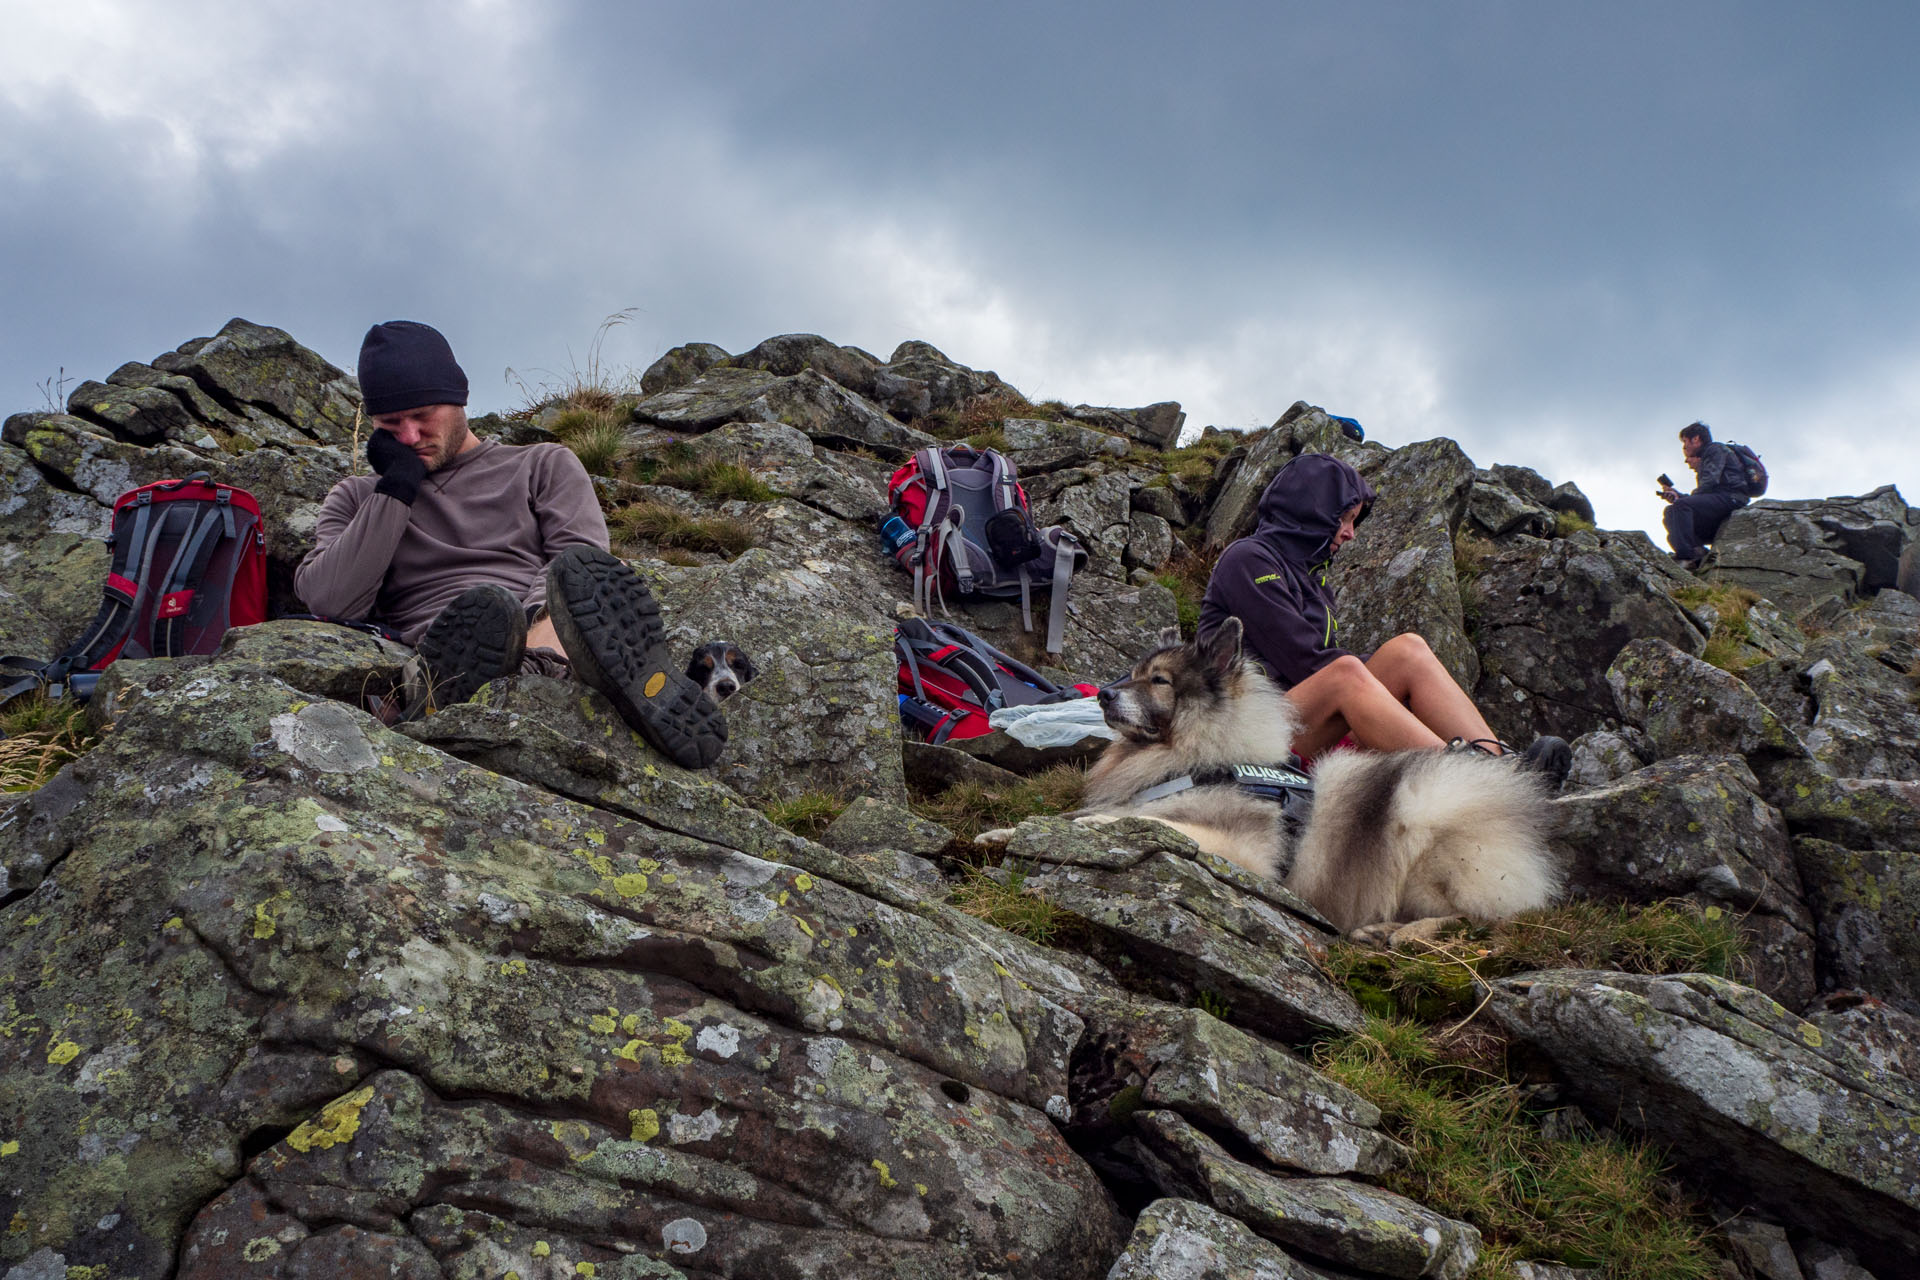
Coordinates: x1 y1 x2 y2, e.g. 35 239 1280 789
1071 619 1561 936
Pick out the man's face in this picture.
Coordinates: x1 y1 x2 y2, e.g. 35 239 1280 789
374 403 474 470
1331 503 1362 554
1680 433 1705 463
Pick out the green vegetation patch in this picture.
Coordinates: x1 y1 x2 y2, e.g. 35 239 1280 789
1153 540 1222 640
908 762 1086 843
608 501 758 558
1669 582 1765 672
1553 509 1596 538
1 693 98 792
1147 427 1256 487
762 791 848 840
916 391 1062 442
1315 1015 1722 1279
949 863 1081 947
631 441 778 502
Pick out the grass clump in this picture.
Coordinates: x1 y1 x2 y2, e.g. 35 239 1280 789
608 502 757 558
1 694 97 792
1153 541 1223 639
917 391 1060 443
762 791 847 840
1669 583 1765 672
507 308 642 419
909 763 1085 843
950 863 1078 946
632 442 778 502
1315 1016 1722 1279
1151 428 1253 488
1326 900 1748 1022
1553 509 1596 538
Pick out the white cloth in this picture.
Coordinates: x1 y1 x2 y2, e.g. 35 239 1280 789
987 698 1116 746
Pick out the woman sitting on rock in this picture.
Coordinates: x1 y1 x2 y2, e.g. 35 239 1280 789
1198 452 1571 786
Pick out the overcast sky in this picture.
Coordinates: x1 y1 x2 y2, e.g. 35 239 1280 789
3 1 1915 540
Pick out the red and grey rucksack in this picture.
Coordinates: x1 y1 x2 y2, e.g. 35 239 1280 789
1725 441 1769 497
1 472 266 707
886 445 1087 655
894 618 1095 744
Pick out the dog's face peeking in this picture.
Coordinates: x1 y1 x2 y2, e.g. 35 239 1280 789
686 641 757 702
1097 619 1244 742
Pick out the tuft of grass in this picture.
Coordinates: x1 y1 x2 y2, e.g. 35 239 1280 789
963 427 1008 453
1148 427 1260 488
1325 900 1748 1023
1553 510 1596 538
916 391 1058 442
631 442 778 502
909 763 1085 843
1315 1015 1723 1279
1194 989 1233 1020
1670 583 1765 672
950 863 1078 946
505 308 642 420
608 502 758 558
563 420 632 477
762 791 847 840
1154 542 1223 639
1 694 98 792
1454 531 1497 640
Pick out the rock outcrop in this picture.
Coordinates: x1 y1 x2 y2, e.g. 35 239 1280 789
5 321 1919 1278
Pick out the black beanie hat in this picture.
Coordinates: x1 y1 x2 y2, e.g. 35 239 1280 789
357 321 469 416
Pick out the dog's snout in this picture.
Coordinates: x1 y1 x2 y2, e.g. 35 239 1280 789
1096 685 1116 707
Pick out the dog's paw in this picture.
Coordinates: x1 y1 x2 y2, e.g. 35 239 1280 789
1070 813 1123 828
1350 916 1463 950
974 827 1017 846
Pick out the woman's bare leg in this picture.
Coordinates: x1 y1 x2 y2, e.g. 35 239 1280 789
1364 633 1503 749
1286 654 1449 757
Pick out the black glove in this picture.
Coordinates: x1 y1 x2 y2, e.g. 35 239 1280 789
367 429 428 505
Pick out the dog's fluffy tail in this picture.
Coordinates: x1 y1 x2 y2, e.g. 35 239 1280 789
1289 749 1561 933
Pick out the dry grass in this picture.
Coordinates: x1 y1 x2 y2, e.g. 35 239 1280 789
1 694 97 792
1148 428 1255 488
506 309 643 420
908 762 1086 843
607 501 757 558
916 392 1061 442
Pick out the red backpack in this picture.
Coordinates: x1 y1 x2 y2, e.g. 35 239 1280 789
1 472 266 706
894 618 1096 744
886 445 1086 656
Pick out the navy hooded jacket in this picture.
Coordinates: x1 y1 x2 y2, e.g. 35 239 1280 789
1197 453 1376 690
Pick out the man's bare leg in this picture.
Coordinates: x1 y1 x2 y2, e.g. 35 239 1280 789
1286 655 1450 757
1364 633 1504 750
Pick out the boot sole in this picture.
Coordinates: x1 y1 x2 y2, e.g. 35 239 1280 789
546 546 726 769
413 584 528 713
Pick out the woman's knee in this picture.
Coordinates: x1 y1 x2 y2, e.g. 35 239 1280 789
1322 653 1374 695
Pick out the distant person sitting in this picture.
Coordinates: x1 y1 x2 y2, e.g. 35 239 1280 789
295 320 726 768
1659 420 1751 572
1198 452 1570 785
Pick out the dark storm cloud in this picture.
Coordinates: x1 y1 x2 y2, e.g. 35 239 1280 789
2 1 1914 538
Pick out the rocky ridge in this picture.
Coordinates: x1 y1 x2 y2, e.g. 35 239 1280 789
0 319 1916 1279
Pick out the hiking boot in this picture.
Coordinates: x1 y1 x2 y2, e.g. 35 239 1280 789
1445 735 1572 791
411 584 527 716
1516 735 1573 790
545 545 727 770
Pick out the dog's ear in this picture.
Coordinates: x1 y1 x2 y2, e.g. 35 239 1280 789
1196 617 1243 674
1157 626 1183 649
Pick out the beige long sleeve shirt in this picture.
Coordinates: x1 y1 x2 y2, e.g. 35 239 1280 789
294 440 608 644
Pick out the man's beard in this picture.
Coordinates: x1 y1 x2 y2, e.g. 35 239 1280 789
427 425 473 470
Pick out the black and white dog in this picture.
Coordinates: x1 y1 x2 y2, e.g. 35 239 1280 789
685 642 758 704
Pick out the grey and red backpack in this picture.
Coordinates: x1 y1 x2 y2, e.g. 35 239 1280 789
1 472 266 708
885 444 1086 655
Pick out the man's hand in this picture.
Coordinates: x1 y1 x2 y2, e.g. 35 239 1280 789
368 429 427 505
1657 486 1678 504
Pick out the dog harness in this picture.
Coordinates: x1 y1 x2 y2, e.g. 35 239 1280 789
1129 761 1314 810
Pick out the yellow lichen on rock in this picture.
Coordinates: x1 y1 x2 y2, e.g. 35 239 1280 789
871 1158 897 1188
629 1108 660 1142
286 1085 376 1153
47 1040 80 1066
611 872 649 898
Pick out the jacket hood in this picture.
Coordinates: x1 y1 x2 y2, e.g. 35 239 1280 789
1252 453 1376 565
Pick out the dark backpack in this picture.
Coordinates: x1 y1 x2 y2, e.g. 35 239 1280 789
885 445 1087 655
894 618 1094 744
1 472 267 708
1725 441 1769 496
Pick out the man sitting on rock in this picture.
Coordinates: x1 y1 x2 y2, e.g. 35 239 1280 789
1659 420 1750 572
295 320 725 768
1198 452 1571 785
